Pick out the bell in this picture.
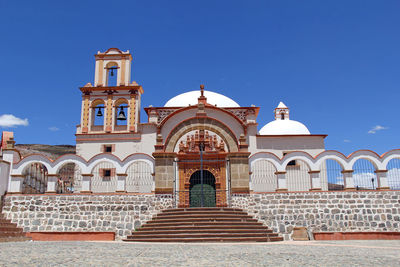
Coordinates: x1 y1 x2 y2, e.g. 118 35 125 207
110 69 114 76
117 106 126 121
96 107 103 117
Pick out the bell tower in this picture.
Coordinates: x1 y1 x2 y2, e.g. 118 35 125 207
77 48 143 135
274 101 289 120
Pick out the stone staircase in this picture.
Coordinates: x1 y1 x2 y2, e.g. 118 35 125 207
124 207 283 242
0 203 31 242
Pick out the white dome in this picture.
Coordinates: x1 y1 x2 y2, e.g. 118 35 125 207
259 119 311 135
164 90 240 107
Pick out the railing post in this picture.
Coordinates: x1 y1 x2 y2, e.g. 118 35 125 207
309 170 321 191
81 174 93 193
46 174 59 193
275 171 288 192
375 170 390 190
342 170 355 190
116 173 127 192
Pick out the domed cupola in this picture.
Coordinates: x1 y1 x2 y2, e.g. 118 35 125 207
164 90 240 107
259 102 310 135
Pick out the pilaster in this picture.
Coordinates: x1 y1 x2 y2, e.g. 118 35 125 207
81 174 93 193
275 171 288 192
342 170 355 190
46 174 59 193
116 173 127 192
375 170 390 190
309 170 322 191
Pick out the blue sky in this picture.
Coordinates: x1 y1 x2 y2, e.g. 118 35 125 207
0 0 399 155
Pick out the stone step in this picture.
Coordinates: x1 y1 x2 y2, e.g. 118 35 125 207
146 217 258 224
124 207 282 243
124 236 284 242
128 233 280 239
0 236 32 242
141 221 264 228
133 229 275 235
154 214 254 220
0 226 22 232
163 208 243 212
160 210 248 216
0 223 15 227
0 232 28 237
139 225 271 231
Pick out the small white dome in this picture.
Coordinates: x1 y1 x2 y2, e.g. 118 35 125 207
164 90 240 107
259 119 311 135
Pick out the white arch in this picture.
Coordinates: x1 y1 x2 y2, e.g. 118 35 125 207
348 150 383 170
87 154 123 173
315 151 348 170
382 149 400 169
281 151 316 170
52 155 88 174
249 153 281 171
12 155 54 175
121 154 155 173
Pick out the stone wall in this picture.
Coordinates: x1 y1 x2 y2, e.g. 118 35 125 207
231 191 400 240
2 194 173 240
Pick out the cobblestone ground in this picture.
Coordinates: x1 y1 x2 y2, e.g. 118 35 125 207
0 240 399 266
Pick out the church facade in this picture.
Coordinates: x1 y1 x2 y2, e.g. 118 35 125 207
1 48 400 240
73 48 329 207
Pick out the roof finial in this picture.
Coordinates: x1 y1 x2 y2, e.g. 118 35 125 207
200 84 205 97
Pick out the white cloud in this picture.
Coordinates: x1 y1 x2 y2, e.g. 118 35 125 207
48 126 60 131
343 139 351 143
0 114 29 127
368 125 388 134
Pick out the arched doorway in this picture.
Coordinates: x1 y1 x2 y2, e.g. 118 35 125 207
189 170 216 207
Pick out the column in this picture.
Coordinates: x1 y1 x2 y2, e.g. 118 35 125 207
46 174 59 193
81 94 90 133
342 170 355 190
129 91 136 132
375 170 390 190
105 94 113 132
116 173 127 192
81 174 93 193
309 170 322 191
275 171 288 192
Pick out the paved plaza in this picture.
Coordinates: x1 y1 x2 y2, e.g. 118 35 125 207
0 240 399 266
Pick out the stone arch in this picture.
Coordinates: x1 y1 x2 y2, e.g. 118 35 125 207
164 117 239 152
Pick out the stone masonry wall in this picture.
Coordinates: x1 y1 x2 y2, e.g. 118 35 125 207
2 194 173 240
231 191 400 240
